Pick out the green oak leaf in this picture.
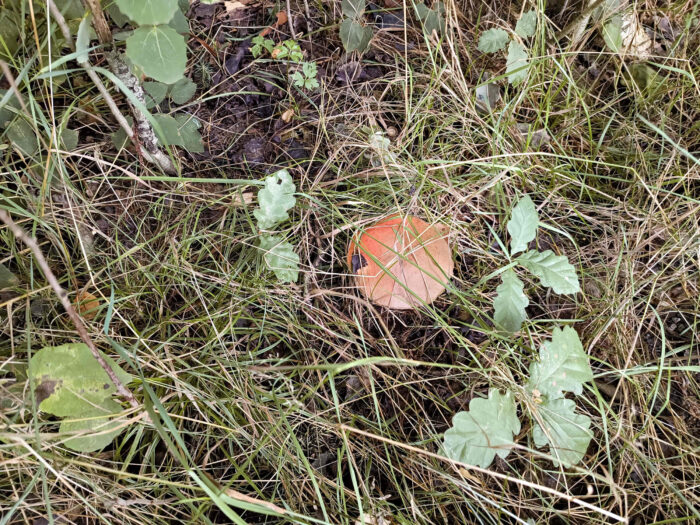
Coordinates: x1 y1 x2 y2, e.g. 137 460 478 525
507 195 538 255
29 343 132 418
259 235 300 283
115 0 179 25
126 25 187 84
517 249 580 295
60 399 123 452
532 397 592 467
443 389 521 468
253 170 296 230
477 28 509 53
493 269 529 333
528 326 593 399
506 40 529 84
515 9 537 38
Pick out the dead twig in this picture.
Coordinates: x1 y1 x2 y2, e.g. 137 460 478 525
0 210 140 410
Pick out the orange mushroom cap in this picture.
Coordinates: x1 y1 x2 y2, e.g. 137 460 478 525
347 215 454 309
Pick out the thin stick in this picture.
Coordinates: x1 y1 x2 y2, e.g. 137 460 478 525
0 210 139 410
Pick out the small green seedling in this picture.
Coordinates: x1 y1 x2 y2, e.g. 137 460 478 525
29 343 132 452
251 35 275 58
291 62 320 90
478 9 537 84
254 170 300 283
443 326 594 468
272 40 304 62
493 195 580 333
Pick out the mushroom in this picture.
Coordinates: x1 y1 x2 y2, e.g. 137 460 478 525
347 215 454 309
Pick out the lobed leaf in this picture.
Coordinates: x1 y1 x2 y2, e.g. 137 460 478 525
253 170 296 230
527 326 593 399
517 249 580 295
507 195 538 255
259 236 300 283
532 397 592 467
515 9 537 38
477 28 509 53
493 269 529 333
443 389 520 468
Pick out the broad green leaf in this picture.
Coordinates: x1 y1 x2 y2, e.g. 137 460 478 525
168 8 189 34
339 19 373 53
506 40 529 84
60 399 123 452
515 9 537 38
0 89 19 127
477 28 509 53
341 0 365 18
0 10 21 59
153 113 203 153
517 250 580 294
29 343 132 418
532 397 592 467
55 0 85 19
259 236 300 283
105 0 130 28
528 326 593 399
507 195 538 255
126 25 187 84
169 77 197 104
443 389 520 468
253 170 296 230
115 0 179 25
144 81 169 108
174 114 204 153
493 269 528 333
602 14 623 53
75 14 93 65
110 116 133 150
5 119 37 156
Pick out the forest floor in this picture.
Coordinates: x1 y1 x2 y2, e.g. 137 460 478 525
1 0 699 524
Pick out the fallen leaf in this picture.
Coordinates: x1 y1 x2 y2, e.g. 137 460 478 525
281 108 294 122
261 10 288 37
74 291 100 320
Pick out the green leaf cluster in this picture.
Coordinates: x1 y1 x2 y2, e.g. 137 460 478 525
492 195 580 334
113 0 188 83
443 327 593 469
477 10 537 84
339 0 372 53
29 343 132 452
254 170 300 283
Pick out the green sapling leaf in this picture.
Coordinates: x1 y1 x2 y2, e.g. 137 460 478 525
506 40 529 84
259 235 300 283
477 28 509 53
443 389 520 468
507 195 538 255
517 250 580 295
126 25 187 84
340 19 373 53
341 0 366 19
532 397 592 467
169 77 197 104
254 170 296 230
515 9 537 38
493 269 529 333
115 0 179 26
528 326 593 399
29 343 132 418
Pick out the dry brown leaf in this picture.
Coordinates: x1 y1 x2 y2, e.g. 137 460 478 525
74 291 99 320
281 108 294 122
619 11 653 58
347 215 454 310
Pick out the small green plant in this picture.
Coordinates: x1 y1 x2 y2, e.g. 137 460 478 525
291 62 320 90
251 35 275 58
443 326 593 468
493 195 580 333
272 39 304 62
443 195 591 469
477 9 537 84
29 343 132 453
254 170 300 283
414 1 446 36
